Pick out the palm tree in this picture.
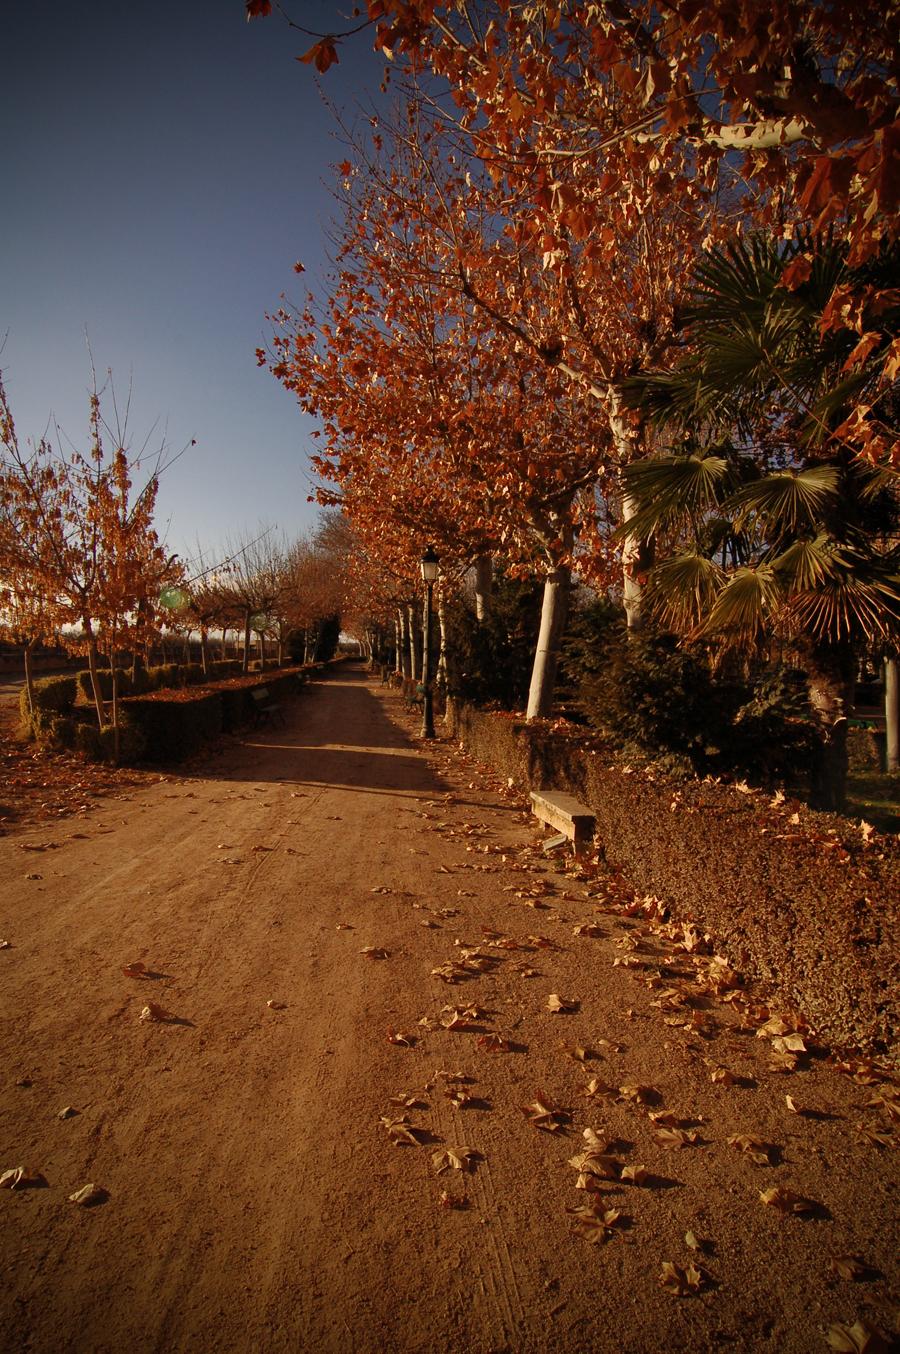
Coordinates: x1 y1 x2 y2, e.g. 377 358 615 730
621 235 900 811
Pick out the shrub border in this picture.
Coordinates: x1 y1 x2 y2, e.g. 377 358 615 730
449 703 900 1058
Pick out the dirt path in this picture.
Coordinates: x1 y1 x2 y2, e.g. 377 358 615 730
1 666 897 1353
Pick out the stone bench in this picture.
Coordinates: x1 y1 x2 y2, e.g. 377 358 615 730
251 686 285 727
530 789 596 855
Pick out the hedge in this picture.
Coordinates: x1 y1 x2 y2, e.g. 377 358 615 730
449 703 900 1057
20 674 78 724
124 691 225 763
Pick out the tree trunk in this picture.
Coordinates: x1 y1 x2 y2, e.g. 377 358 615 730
407 603 419 682
885 656 899 774
22 640 36 730
526 565 571 721
805 646 855 812
221 626 228 660
621 489 645 634
399 608 411 681
200 627 209 676
474 553 493 621
110 648 121 765
436 586 448 692
394 617 402 675
86 634 106 729
242 610 251 674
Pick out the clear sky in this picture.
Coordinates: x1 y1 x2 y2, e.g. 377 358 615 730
2 1 386 571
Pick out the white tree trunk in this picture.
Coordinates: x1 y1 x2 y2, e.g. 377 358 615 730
526 565 571 721
474 553 493 621
407 603 419 682
885 657 899 774
436 586 448 690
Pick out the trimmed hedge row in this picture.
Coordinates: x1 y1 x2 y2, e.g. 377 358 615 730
449 703 900 1057
123 667 315 764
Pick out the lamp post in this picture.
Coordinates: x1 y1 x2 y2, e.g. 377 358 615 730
420 547 440 739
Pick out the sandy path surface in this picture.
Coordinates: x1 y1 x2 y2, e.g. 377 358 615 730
1 666 897 1353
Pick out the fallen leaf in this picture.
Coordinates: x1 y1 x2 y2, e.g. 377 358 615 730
710 1066 737 1087
476 1033 509 1052
446 1086 474 1109
57 1106 79 1120
559 1042 592 1063
829 1255 869 1281
826 1319 890 1353
584 1077 616 1099
432 1146 477 1173
380 1116 423 1146
440 1005 482 1030
759 1186 816 1213
266 999 286 1010
659 1260 706 1295
547 994 578 1014
684 1230 702 1250
360 947 389 959
438 1189 468 1209
854 1122 893 1149
121 962 146 979
865 1093 900 1123
1 1166 45 1190
621 1164 649 1185
0 939 11 949
619 1084 661 1106
69 1183 108 1206
573 923 603 938
656 1126 701 1149
386 1028 415 1047
139 1002 171 1022
335 923 353 931
728 1134 773 1166
522 1093 568 1132
566 1200 626 1243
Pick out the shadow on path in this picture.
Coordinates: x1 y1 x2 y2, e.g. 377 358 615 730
195 665 446 797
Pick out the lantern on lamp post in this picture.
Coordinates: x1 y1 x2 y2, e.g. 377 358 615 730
420 547 440 739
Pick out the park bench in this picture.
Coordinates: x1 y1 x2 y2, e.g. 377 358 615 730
251 686 285 727
530 789 596 856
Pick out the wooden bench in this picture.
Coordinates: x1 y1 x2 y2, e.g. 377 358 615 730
251 686 285 726
530 789 596 855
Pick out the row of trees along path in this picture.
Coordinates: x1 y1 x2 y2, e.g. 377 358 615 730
1 667 896 1353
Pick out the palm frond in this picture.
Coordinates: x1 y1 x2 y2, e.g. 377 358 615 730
619 452 731 543
643 552 725 633
723 467 840 537
787 573 900 645
695 565 783 650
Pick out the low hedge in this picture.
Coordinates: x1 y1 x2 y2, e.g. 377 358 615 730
124 691 224 763
20 674 78 725
449 703 900 1057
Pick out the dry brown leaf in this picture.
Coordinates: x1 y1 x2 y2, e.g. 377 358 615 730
388 1093 422 1109
432 1146 477 1174
446 1086 474 1109
1 1166 44 1190
659 1260 706 1295
386 1028 415 1047
854 1122 893 1149
619 1084 661 1106
728 1134 773 1166
547 994 578 1014
772 1034 807 1055
573 923 603 938
380 1116 423 1147
759 1186 816 1214
684 1230 702 1250
559 1042 592 1063
476 1033 509 1052
57 1106 79 1120
440 1005 482 1031
584 1077 617 1099
829 1255 869 1281
647 1109 681 1126
656 1126 700 1149
710 1065 737 1087
139 1002 171 1023
69 1183 107 1206
122 961 146 979
826 1320 890 1353
360 946 389 960
865 1093 900 1123
566 1201 626 1243
620 1164 649 1185
522 1094 567 1132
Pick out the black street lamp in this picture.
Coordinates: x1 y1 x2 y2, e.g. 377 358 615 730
420 546 440 739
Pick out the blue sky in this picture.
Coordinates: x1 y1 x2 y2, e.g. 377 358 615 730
2 2 386 570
